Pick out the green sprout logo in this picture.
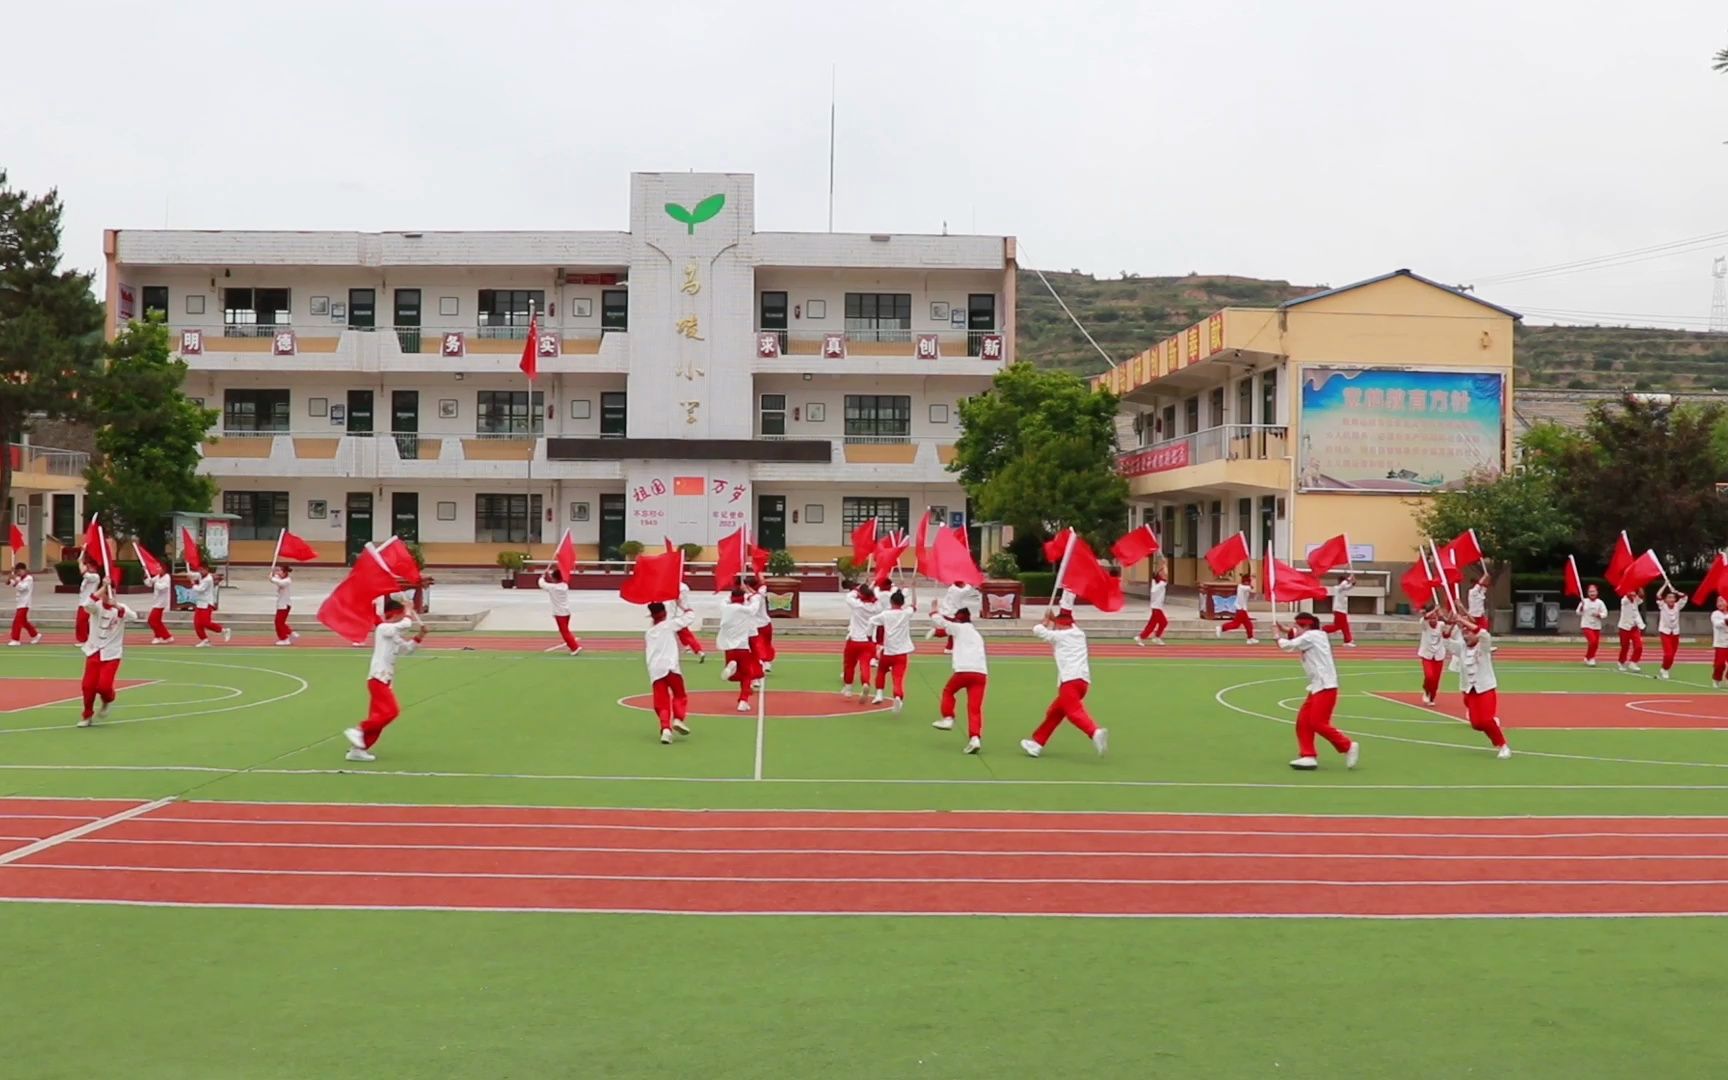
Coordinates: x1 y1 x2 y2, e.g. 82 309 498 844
664 193 726 234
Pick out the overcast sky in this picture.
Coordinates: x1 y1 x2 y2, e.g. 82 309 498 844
4 0 1724 332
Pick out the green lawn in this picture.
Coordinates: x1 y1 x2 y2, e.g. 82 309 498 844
2 643 1726 1078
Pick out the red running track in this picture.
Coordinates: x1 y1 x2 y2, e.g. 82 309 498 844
3 799 1727 917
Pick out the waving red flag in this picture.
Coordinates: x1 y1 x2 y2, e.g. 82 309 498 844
82 516 112 577
179 526 204 573
1615 549 1665 595
132 542 165 580
1694 553 1728 606
6 523 23 556
1563 555 1584 599
318 544 402 641
519 312 540 381
276 530 319 562
550 529 576 582
620 549 682 604
1266 557 1329 603
715 527 747 592
1044 528 1124 612
1203 532 1251 578
850 518 877 567
873 531 910 588
664 537 677 554
929 526 983 587
1400 560 1436 609
1306 534 1351 576
1110 524 1159 568
1440 529 1485 573
1605 531 1635 588
913 511 934 578
375 536 423 587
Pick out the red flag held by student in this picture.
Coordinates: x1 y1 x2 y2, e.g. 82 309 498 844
1616 549 1665 595
1266 557 1329 603
1694 553 1728 606
715 527 747 592
180 526 204 573
873 531 910 587
1203 532 1251 578
277 530 319 563
664 537 677 554
913 511 934 578
133 543 165 580
1440 529 1484 572
318 544 402 641
750 543 770 575
1400 560 1437 609
551 529 576 582
1605 531 1635 588
1110 524 1159 568
6 523 23 556
620 549 682 604
850 518 877 568
929 526 983 587
1306 534 1351 577
1563 555 1584 599
519 312 540 381
375 536 423 587
82 516 112 576
1043 528 1124 612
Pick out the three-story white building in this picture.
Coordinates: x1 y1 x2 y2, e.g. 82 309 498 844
105 172 1016 565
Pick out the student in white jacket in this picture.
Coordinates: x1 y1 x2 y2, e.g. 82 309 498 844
1616 588 1646 672
1576 584 1608 666
341 597 427 762
1134 566 1169 646
1021 593 1108 758
1710 596 1728 689
644 601 698 744
539 567 581 655
929 605 988 754
867 590 916 711
7 563 41 645
1442 610 1511 759
270 564 299 645
78 583 138 727
1272 611 1358 771
143 566 174 644
1654 588 1686 681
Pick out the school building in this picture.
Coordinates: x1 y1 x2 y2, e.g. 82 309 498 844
1096 270 1519 598
104 172 1014 565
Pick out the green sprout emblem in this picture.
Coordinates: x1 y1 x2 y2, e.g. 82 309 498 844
664 193 726 234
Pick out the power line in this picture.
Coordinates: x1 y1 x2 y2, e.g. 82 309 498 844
1018 245 1118 370
1471 230 1728 286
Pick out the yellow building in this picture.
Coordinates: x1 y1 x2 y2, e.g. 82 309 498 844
4 443 90 570
1096 270 1517 599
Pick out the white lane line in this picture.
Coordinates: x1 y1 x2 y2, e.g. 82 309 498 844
0 798 174 867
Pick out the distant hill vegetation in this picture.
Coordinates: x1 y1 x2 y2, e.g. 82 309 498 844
1015 270 1728 390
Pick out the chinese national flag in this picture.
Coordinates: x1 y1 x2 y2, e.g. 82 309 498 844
1203 532 1251 578
180 526 204 573
6 523 23 556
1615 549 1665 595
1693 552 1728 606
1563 555 1584 599
551 529 576 582
375 536 423 587
277 530 319 562
913 511 933 578
1306 534 1351 577
1265 556 1329 603
519 313 539 381
133 542 165 579
716 527 747 592
620 549 683 604
850 519 878 567
930 526 984 587
673 477 704 496
1400 560 1437 609
318 545 401 641
1043 528 1124 612
1110 524 1159 568
1605 531 1635 588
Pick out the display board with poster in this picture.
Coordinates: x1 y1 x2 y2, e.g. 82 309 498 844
1298 367 1505 493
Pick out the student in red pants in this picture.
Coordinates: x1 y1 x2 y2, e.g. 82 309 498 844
1216 572 1258 644
270 564 299 645
1442 611 1512 759
7 563 41 645
1415 605 1450 706
1134 564 1169 646
674 582 705 663
745 576 776 672
142 565 174 643
1576 583 1607 666
538 567 582 655
840 583 881 699
1654 587 1685 681
1323 573 1356 648
1711 597 1728 688
77 584 139 727
1616 588 1646 672
341 598 426 762
1022 594 1108 757
717 586 762 713
644 601 696 744
1273 611 1359 771
868 590 914 712
190 568 229 646
75 559 100 644
929 606 988 754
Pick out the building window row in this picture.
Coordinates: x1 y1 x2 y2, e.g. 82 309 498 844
217 390 626 437
136 286 631 336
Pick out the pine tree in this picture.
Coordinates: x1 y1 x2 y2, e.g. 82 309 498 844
0 169 105 516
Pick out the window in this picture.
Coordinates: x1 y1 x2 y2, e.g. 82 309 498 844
844 293 912 341
601 289 628 331
843 394 911 441
1260 495 1277 554
476 289 545 339
1237 498 1253 550
475 494 543 544
222 288 291 337
475 391 544 436
1161 506 1176 558
141 286 169 321
348 288 376 329
223 491 289 541
1237 376 1254 426
1209 387 1225 428
760 394 787 437
1260 369 1278 427
1209 500 1223 548
842 497 910 538
52 493 77 542
600 391 627 437
1159 405 1176 443
1184 396 1199 435
223 389 290 433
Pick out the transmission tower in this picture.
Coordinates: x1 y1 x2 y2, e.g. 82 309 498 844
1712 256 1728 333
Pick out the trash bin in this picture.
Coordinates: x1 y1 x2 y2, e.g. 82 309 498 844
1514 590 1559 634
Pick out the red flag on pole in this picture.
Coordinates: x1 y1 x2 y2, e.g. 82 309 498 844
715 527 747 592
277 530 319 563
317 544 402 641
133 542 165 580
1427 539 1458 610
1615 549 1665 595
619 548 683 604
913 511 934 578
1042 529 1125 612
930 526 984 587
6 523 23 556
1563 555 1584 599
519 312 540 381
1203 532 1251 578
375 536 423 587
1400 560 1436 608
1605 531 1635 587
850 518 877 567
1306 534 1351 577
664 537 677 554
873 531 910 588
1266 558 1329 603
1110 524 1160 568
1439 529 1484 576
551 529 576 582
1694 553 1728 606
180 526 205 573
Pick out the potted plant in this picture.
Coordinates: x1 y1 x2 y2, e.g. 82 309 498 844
679 542 704 563
835 555 860 585
497 550 527 588
981 549 1024 619
765 549 801 619
619 540 645 563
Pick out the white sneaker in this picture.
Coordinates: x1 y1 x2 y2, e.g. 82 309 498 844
697 653 706 664
932 717 955 731
1346 742 1361 770
345 748 376 763
736 700 751 713
892 696 904 714
871 692 884 705
1496 745 1513 760
1629 663 1642 673
275 639 291 646
290 631 300 643
1585 658 1596 666
1093 728 1109 754
569 646 583 656
4 641 16 647
1617 663 1628 672
76 717 92 728
1659 669 1671 681
925 627 937 641
1215 626 1223 638
1154 637 1166 646
1020 738 1042 758
1289 756 1319 771
195 640 211 648
763 661 773 673
751 679 763 691
660 729 674 745
221 627 231 642
29 634 42 644
723 660 738 680
96 700 111 719
1717 680 1725 690
1245 638 1260 645
1422 695 1436 706
343 727 366 750
841 685 855 699
1133 637 1146 648
963 736 981 754
1345 642 1357 648
672 719 691 736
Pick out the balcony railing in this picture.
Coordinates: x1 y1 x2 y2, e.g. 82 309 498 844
9 443 90 476
1119 424 1289 476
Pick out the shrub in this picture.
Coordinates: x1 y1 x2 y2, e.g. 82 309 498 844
836 555 860 580
403 542 426 570
767 549 797 577
1019 571 1057 600
111 560 146 588
618 540 645 562
984 549 1020 579
496 551 528 572
55 560 81 587
679 542 704 562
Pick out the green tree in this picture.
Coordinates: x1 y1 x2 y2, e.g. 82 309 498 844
1550 398 1728 572
1412 466 1578 573
0 169 105 515
82 319 217 555
950 362 1128 556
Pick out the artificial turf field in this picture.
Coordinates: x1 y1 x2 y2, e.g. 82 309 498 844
2 636 1726 1078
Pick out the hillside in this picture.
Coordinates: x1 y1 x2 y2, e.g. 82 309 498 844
1016 270 1728 389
